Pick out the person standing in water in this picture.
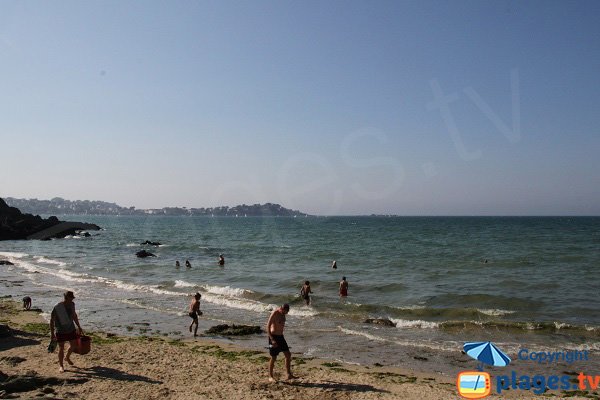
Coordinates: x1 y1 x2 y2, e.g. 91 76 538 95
188 292 202 337
300 281 312 306
185 260 191 268
339 277 348 297
49 291 83 372
218 254 225 266
331 260 337 269
266 304 295 382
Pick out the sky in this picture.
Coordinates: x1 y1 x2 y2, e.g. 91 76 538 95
1 0 599 216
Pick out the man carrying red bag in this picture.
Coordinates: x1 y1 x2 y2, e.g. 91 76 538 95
49 291 84 372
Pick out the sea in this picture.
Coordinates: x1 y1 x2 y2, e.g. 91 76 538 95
1 216 599 371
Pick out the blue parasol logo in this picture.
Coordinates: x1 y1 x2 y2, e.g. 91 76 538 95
464 341 511 371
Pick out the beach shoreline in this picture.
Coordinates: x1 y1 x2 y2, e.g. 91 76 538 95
2 298 596 399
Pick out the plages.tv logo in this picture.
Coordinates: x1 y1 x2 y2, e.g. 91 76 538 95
457 341 511 399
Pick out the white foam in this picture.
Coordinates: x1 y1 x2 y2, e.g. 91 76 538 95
202 293 274 313
203 285 252 297
95 276 185 297
34 256 68 267
394 304 426 310
0 251 28 259
304 347 319 357
288 307 319 317
478 309 515 317
174 280 197 288
391 318 439 329
338 327 387 342
554 322 571 330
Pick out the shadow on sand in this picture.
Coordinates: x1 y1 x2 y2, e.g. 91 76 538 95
0 327 41 352
72 366 162 384
286 380 390 394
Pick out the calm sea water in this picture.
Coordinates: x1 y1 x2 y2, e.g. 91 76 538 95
1 216 599 368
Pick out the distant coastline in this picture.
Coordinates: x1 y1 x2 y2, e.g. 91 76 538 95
4 197 310 217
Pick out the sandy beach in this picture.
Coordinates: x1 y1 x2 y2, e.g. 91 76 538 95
3 299 597 399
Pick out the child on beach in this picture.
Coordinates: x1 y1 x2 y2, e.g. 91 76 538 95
188 292 202 337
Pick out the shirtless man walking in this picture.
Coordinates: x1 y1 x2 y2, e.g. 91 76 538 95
266 303 295 382
188 292 202 336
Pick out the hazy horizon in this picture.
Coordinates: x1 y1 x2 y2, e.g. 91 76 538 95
2 1 599 216
4 195 600 217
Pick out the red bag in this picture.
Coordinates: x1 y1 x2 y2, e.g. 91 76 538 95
72 335 92 355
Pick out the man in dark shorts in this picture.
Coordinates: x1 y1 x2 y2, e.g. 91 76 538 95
188 292 202 336
50 291 83 372
266 303 295 382
300 281 312 305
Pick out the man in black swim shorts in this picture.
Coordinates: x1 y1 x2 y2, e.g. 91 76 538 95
266 303 295 381
268 334 290 357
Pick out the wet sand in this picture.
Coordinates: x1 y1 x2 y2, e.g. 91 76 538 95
0 299 595 399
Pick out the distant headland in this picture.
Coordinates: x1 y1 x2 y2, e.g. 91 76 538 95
3 197 310 217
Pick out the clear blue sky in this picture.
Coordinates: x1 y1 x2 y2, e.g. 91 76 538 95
1 0 599 215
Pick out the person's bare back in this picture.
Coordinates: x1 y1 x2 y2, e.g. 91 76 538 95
267 308 286 336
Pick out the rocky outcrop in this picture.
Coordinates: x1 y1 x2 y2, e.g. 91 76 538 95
136 250 156 258
0 198 100 241
140 240 161 246
205 324 262 336
364 318 396 327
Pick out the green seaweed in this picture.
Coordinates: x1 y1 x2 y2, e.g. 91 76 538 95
331 367 356 374
213 348 239 361
87 332 123 345
321 362 341 368
21 323 50 335
369 372 417 384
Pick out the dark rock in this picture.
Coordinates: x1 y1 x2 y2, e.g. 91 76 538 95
205 324 262 336
0 198 100 241
364 318 396 327
0 261 14 265
140 240 162 246
136 250 156 258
